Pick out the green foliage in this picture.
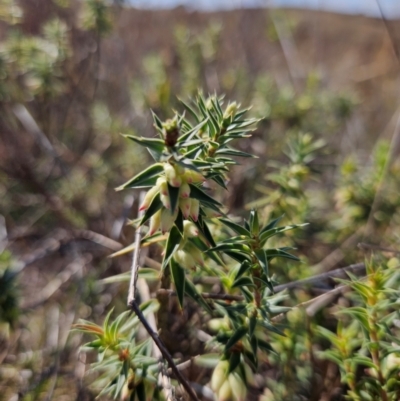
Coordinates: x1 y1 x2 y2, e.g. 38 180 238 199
317 259 400 400
74 304 161 400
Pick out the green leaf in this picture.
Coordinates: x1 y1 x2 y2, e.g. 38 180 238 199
249 210 259 235
170 259 185 308
260 215 284 234
220 218 251 237
260 224 306 245
266 248 300 262
194 215 216 247
235 261 252 280
151 109 163 131
140 193 163 226
228 352 241 373
167 183 180 214
224 251 252 263
257 320 285 336
189 184 222 207
174 208 184 235
232 276 255 289
254 249 269 277
339 307 370 331
162 226 182 269
116 164 164 190
178 98 200 123
350 356 378 370
184 278 212 314
215 147 255 158
225 326 248 352
136 381 146 401
124 135 165 153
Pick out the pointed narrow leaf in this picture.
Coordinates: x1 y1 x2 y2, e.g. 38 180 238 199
260 215 285 234
140 193 163 226
178 98 200 123
194 215 216 247
266 248 300 262
254 249 268 277
215 147 255 158
249 210 259 235
174 208 184 235
162 226 182 269
220 218 251 236
184 278 212 313
225 326 248 352
151 109 163 131
171 259 185 308
189 184 222 207
167 183 180 214
116 164 164 190
235 261 252 280
228 352 241 373
124 135 165 153
232 276 255 289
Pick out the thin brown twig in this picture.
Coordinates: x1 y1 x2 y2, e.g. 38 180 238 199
358 242 400 255
129 300 200 401
127 192 145 305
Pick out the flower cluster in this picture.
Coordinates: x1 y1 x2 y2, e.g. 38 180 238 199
139 162 205 235
210 359 253 401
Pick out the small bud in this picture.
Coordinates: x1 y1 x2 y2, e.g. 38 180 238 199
149 209 161 235
139 185 159 211
184 242 204 267
211 360 229 393
218 379 233 401
156 177 168 196
208 318 223 332
174 164 185 176
179 198 191 219
173 250 196 269
164 163 182 187
228 372 247 401
162 117 179 147
183 170 205 184
204 207 222 218
160 193 171 209
243 363 256 387
223 102 238 120
183 220 198 238
190 199 200 222
179 181 191 198
160 208 178 234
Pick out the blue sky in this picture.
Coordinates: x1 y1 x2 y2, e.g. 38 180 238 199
128 0 400 18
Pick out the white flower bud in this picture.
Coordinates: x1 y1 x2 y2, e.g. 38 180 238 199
160 193 171 209
148 209 161 236
218 379 233 401
179 198 191 219
179 181 191 198
228 372 247 401
243 363 256 387
139 185 159 211
190 199 200 222
156 177 168 196
184 242 204 267
164 163 182 187
160 208 178 234
173 249 196 269
183 170 205 184
183 220 198 238
211 360 229 393
174 164 185 175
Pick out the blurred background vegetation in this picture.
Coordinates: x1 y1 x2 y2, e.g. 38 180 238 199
1 0 400 400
